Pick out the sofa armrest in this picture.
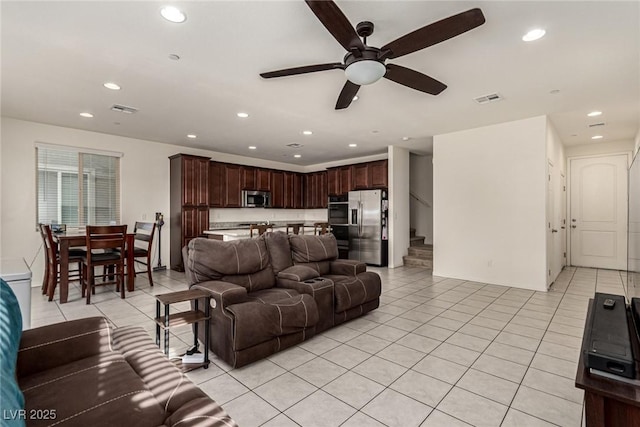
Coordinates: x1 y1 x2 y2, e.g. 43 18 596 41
17 317 111 378
330 259 367 276
191 281 248 310
164 396 238 427
277 265 321 282
276 275 335 332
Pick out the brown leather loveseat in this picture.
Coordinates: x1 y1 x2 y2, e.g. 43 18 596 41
183 231 381 368
16 317 236 427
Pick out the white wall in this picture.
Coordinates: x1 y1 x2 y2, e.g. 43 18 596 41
389 146 410 268
565 139 634 158
409 154 433 244
433 116 548 291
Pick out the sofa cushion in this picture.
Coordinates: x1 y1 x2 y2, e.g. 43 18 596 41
20 352 166 427
289 234 338 263
226 293 319 351
186 237 274 291
263 231 293 274
325 272 382 313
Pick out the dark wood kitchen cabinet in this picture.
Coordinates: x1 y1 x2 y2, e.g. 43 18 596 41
209 161 225 208
256 169 271 191
369 160 388 189
271 170 284 208
170 154 210 271
241 166 256 190
328 166 353 196
351 160 388 191
305 171 327 208
224 164 242 208
351 163 370 190
284 172 304 209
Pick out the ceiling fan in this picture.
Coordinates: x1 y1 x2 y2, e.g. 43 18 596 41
260 1 485 110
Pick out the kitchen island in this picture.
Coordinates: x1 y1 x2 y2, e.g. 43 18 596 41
204 222 324 241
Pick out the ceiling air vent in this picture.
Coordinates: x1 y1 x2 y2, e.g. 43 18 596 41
286 143 304 148
474 93 503 104
588 122 605 128
110 104 138 114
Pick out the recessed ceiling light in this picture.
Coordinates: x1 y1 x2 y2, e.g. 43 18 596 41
588 111 602 117
103 82 120 90
522 28 546 42
237 112 249 118
302 130 313 135
349 144 357 148
187 134 197 139
160 6 186 23
402 137 410 141
79 112 93 118
353 96 359 101
248 146 257 150
294 154 302 158
592 135 604 140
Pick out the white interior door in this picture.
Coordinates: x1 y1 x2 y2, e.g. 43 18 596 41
547 161 555 287
570 154 628 269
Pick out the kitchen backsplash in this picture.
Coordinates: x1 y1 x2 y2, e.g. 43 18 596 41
210 208 327 224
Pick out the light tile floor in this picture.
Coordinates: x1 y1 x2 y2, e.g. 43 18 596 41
31 266 626 426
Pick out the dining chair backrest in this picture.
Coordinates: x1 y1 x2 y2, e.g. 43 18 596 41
85 225 127 262
250 224 273 238
39 224 58 260
133 221 155 249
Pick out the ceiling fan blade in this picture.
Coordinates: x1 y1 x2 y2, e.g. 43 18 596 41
335 81 360 110
384 64 447 95
305 0 364 52
260 63 344 79
380 8 485 59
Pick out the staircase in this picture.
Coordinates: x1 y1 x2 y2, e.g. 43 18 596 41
403 228 433 268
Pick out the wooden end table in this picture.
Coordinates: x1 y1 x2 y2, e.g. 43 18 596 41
154 288 210 371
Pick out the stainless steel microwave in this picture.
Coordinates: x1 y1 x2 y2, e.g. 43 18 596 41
242 190 271 208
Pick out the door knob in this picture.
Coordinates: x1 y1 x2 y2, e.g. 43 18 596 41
551 229 558 233
561 226 565 229
571 225 577 228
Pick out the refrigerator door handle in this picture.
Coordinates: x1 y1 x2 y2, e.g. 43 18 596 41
351 208 358 225
359 202 363 237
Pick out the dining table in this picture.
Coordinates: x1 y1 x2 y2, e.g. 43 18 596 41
54 231 136 304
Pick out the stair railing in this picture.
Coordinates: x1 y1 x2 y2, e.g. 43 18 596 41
410 191 431 208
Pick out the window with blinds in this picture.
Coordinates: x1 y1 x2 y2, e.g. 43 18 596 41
37 146 120 227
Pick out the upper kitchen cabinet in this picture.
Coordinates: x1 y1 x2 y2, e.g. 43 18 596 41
351 160 388 190
369 160 388 189
328 166 353 196
305 171 327 208
241 166 256 190
209 161 225 207
271 170 284 208
351 163 370 190
284 172 304 209
256 168 271 191
224 164 242 208
180 155 210 206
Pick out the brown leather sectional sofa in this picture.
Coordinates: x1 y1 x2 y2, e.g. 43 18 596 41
183 231 382 368
16 317 237 427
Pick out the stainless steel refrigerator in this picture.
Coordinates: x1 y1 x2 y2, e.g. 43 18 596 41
348 189 388 266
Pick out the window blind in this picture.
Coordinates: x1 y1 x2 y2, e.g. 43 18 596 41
36 146 120 227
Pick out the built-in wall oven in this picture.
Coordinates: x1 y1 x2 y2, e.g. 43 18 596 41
328 195 349 258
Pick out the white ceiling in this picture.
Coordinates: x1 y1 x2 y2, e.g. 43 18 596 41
2 1 639 165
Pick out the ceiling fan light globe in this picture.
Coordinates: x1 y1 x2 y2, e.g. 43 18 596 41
345 60 386 85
